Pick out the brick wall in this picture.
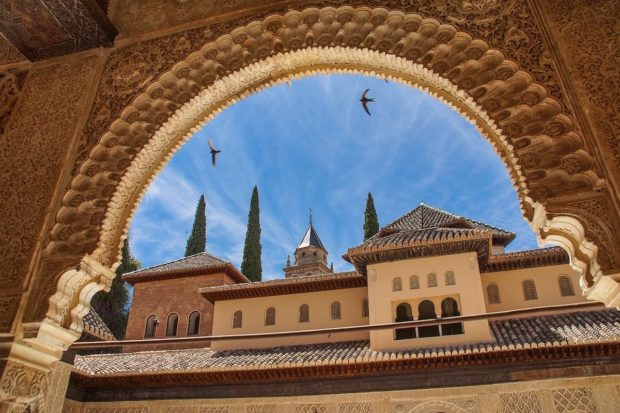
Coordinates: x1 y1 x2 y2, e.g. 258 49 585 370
125 272 236 350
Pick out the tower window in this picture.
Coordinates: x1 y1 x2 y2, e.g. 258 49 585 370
299 304 310 323
232 310 243 328
559 275 575 297
486 283 501 304
362 297 369 318
330 301 341 320
522 279 538 301
445 271 455 286
392 277 402 291
265 307 276 326
144 315 157 338
409 275 420 289
187 311 200 335
165 313 178 337
427 273 438 288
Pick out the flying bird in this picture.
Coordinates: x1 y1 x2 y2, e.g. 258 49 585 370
360 89 374 116
208 139 221 167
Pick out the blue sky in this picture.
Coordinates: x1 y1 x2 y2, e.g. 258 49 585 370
129 74 539 280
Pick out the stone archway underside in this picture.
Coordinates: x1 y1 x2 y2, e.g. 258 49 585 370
31 6 619 334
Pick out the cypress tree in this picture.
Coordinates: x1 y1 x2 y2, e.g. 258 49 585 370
241 186 262 281
363 192 380 241
185 195 206 256
91 237 140 339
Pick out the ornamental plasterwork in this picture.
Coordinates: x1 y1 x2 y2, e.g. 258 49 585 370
46 6 606 274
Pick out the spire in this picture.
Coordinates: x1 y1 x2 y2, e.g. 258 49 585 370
309 207 313 227
286 255 291 268
297 224 327 251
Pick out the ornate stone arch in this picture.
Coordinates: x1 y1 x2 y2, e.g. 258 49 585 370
37 6 614 346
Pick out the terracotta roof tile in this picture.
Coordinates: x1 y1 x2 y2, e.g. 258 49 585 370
122 252 249 284
73 309 620 376
380 204 515 245
82 309 116 341
484 246 569 272
200 271 365 301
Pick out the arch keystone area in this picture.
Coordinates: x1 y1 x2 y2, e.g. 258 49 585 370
38 6 619 340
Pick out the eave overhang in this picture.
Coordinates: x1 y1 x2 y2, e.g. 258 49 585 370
344 229 492 275
200 272 366 301
483 246 570 273
122 263 249 285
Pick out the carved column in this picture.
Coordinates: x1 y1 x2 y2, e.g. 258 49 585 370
0 255 115 412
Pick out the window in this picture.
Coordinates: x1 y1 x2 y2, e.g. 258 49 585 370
394 302 415 340
559 275 575 297
299 304 310 323
418 300 440 337
409 275 420 289
440 297 463 335
165 313 178 337
187 311 200 335
362 297 369 318
487 283 501 304
392 277 402 291
330 301 341 320
144 315 157 338
427 273 438 287
445 271 455 286
232 310 243 328
522 279 538 300
265 307 276 326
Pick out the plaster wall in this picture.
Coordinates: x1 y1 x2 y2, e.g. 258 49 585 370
211 287 369 350
482 264 586 312
367 252 492 351
125 272 237 350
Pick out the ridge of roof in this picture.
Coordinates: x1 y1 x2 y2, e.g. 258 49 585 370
381 203 515 244
123 252 227 277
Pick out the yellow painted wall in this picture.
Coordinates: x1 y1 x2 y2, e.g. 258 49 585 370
211 287 369 350
366 252 492 351
481 263 586 311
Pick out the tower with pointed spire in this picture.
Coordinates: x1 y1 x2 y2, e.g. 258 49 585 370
283 211 332 278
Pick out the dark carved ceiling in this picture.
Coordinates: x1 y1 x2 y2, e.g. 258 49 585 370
0 0 116 62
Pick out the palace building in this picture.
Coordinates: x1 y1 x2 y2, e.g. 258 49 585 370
65 204 620 411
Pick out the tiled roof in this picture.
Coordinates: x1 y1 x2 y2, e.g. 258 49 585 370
297 224 326 251
344 227 491 275
380 204 515 246
200 271 365 301
484 246 570 272
122 252 249 284
73 309 619 376
82 309 116 341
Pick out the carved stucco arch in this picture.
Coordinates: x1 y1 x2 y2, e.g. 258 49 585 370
39 6 609 344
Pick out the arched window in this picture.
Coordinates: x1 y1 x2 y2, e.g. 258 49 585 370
265 307 276 326
394 302 415 340
558 275 575 297
418 300 440 337
409 275 420 289
165 313 178 337
522 279 538 301
330 301 341 320
486 283 501 304
232 310 243 328
299 304 310 323
445 271 456 286
187 311 200 335
361 297 369 318
144 315 157 338
427 273 438 288
441 297 463 335
392 277 402 291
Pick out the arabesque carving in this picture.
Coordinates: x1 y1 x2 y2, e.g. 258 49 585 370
0 54 100 331
47 7 605 281
0 68 28 135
